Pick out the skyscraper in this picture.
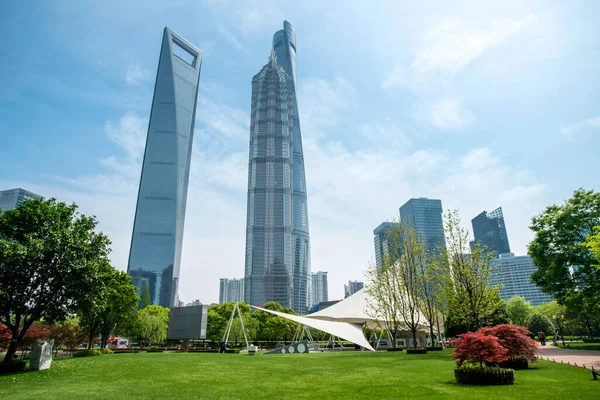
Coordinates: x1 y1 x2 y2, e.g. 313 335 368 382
399 198 446 252
344 281 364 298
310 272 328 307
373 222 401 269
127 27 202 308
219 278 245 304
471 207 511 255
244 21 311 314
491 253 553 305
0 188 43 211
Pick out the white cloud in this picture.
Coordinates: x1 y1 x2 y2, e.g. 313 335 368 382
382 15 536 90
560 116 600 137
125 65 152 86
413 97 475 131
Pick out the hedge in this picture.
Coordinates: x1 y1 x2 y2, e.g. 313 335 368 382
73 349 102 357
0 360 27 374
455 365 514 385
406 348 428 354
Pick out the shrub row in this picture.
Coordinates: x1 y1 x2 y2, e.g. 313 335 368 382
73 349 102 357
426 346 444 351
146 346 162 353
0 360 27 374
455 365 514 385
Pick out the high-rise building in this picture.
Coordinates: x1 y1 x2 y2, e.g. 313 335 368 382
399 198 445 252
344 281 364 298
0 188 43 211
373 222 402 269
471 207 511 255
491 253 553 306
127 27 202 308
310 272 328 307
244 21 311 314
219 278 245 304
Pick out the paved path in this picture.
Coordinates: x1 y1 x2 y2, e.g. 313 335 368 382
538 343 600 372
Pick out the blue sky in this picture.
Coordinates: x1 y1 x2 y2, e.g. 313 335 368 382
1 1 599 303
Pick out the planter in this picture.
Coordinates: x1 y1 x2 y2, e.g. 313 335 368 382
406 348 428 354
386 347 404 352
455 367 514 385
426 346 444 351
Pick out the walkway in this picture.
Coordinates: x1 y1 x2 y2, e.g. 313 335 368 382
538 343 600 371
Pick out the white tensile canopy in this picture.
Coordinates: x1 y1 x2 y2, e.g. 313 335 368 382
306 288 430 331
251 305 375 351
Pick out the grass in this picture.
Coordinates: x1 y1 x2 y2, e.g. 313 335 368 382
558 342 600 351
0 350 597 399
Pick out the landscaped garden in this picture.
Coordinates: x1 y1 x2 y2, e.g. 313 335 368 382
0 351 597 400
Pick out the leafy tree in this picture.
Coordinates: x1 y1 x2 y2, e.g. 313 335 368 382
525 313 554 336
135 305 170 345
506 296 534 326
529 189 600 318
442 210 503 334
49 319 87 355
0 199 112 362
479 324 537 362
451 332 509 368
138 282 152 310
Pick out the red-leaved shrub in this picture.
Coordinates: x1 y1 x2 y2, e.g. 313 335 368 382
479 324 538 362
451 332 509 368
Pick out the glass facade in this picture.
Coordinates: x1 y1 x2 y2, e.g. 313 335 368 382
244 21 311 314
399 198 446 252
310 271 328 308
373 222 402 269
471 207 511 255
344 281 364 298
491 253 553 306
127 27 202 308
219 278 245 304
0 188 43 211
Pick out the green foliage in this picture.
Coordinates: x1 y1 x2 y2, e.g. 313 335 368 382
505 297 534 326
73 349 102 357
138 282 152 310
49 319 87 354
525 313 554 336
206 302 257 344
135 306 170 345
0 198 112 362
100 348 113 354
146 346 162 353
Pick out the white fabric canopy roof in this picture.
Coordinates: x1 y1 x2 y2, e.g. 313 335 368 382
251 305 375 351
306 288 430 331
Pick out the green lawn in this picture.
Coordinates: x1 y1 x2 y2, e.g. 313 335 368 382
0 350 597 399
558 342 600 351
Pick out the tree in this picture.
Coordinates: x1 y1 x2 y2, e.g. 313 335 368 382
135 305 170 345
479 324 537 362
525 313 554 336
585 226 600 267
442 210 502 334
0 199 112 362
451 332 509 369
529 189 600 322
49 319 87 355
138 282 152 310
420 246 449 346
506 296 534 327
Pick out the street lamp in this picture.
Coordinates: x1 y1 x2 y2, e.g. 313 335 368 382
553 314 566 347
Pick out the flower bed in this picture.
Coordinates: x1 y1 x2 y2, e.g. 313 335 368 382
455 365 514 385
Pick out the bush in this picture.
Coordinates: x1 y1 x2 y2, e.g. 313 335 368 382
451 332 509 368
406 348 428 354
454 365 514 385
498 357 529 370
0 359 27 374
100 348 113 355
73 349 102 357
479 324 537 363
146 346 162 353
525 313 554 337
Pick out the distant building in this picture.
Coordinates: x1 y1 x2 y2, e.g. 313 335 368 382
399 198 445 252
186 299 202 307
373 222 401 269
0 188 43 211
344 281 364 298
310 272 328 307
219 278 245 304
309 299 341 313
491 253 553 306
471 207 511 255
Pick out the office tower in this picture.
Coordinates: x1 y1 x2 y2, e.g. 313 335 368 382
471 207 511 255
310 272 328 307
244 21 311 314
373 222 402 269
0 188 43 211
127 27 202 308
219 278 245 304
399 198 445 252
491 253 553 306
344 281 364 298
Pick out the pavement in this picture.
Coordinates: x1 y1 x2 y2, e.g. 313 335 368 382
537 342 600 371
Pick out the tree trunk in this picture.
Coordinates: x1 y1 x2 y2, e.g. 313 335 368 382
429 324 435 347
2 334 19 363
411 329 418 349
